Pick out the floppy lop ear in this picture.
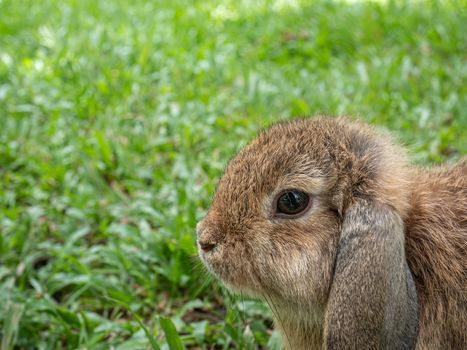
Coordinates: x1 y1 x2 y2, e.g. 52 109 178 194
324 198 418 350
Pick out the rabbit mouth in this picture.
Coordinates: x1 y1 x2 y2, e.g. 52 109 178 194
199 246 260 293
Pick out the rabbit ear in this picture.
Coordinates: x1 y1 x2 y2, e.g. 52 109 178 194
324 198 418 349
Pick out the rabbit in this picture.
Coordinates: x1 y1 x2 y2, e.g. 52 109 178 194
196 116 466 350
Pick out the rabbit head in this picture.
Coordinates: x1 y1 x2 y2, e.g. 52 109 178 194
197 117 417 348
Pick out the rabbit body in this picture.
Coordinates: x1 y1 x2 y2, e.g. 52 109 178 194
197 117 466 350
405 163 466 349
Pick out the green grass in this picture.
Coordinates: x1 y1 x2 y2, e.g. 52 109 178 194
0 0 465 348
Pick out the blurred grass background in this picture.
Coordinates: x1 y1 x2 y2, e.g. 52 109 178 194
0 0 465 348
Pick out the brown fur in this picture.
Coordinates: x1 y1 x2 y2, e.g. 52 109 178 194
405 163 467 349
197 117 466 349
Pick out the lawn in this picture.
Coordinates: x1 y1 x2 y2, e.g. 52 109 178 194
0 0 465 348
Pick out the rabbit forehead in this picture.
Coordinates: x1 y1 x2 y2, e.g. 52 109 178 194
211 120 336 218
212 149 329 220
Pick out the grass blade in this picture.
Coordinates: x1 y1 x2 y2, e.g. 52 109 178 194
159 317 184 350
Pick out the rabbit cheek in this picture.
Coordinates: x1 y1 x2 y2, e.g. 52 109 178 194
253 217 340 304
258 241 325 301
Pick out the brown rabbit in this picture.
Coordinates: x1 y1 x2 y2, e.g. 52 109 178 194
197 117 466 350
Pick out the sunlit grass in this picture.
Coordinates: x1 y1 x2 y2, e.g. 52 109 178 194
0 0 465 348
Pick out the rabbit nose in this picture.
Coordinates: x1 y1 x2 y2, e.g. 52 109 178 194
198 240 217 252
196 220 206 239
196 220 218 253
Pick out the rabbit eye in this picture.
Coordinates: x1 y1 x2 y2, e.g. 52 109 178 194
275 190 310 217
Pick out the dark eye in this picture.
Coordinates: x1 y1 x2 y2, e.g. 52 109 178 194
276 190 310 216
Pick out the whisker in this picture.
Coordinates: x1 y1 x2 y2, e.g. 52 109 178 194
239 291 253 348
262 292 291 350
225 289 243 325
